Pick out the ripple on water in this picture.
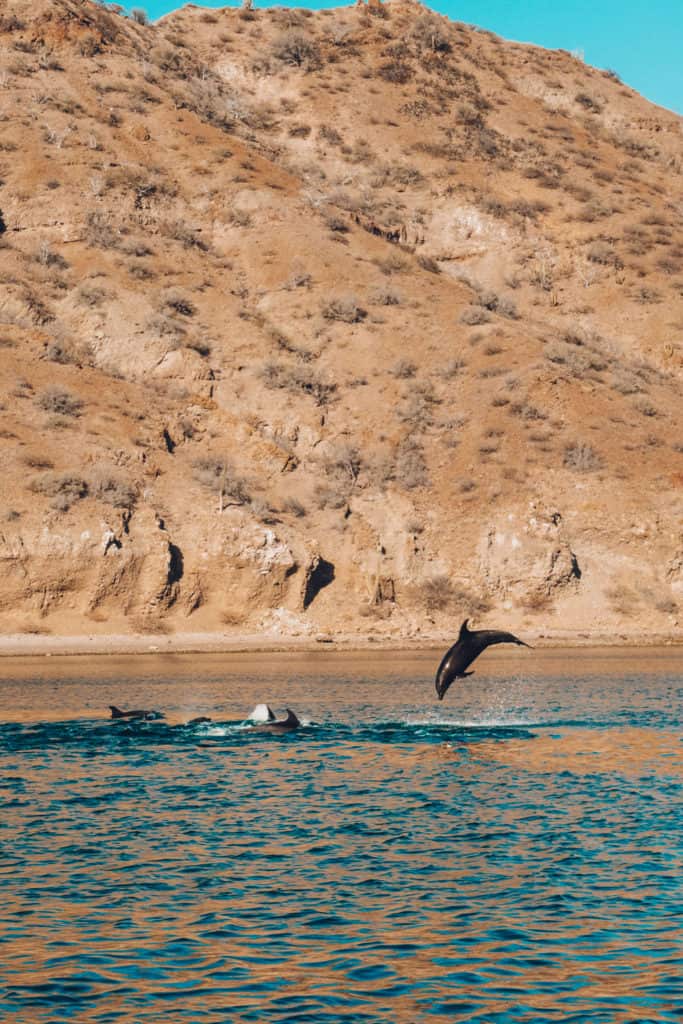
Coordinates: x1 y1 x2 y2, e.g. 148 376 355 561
0 660 681 1022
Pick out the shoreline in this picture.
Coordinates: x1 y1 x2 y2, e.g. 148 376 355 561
0 629 682 658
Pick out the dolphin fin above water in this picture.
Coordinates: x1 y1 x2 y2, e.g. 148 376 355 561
248 703 277 723
109 705 164 721
255 708 301 734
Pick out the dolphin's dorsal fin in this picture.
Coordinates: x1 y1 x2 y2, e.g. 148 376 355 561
249 703 276 723
284 709 300 726
109 705 124 718
458 618 470 639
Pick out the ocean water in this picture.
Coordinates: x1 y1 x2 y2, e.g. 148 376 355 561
0 648 681 1023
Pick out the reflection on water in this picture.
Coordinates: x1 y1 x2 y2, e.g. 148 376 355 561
0 649 681 1022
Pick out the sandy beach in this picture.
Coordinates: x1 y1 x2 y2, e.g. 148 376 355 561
0 628 681 658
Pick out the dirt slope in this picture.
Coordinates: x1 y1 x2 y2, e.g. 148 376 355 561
0 0 682 644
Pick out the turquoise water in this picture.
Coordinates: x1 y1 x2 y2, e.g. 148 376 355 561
0 650 681 1023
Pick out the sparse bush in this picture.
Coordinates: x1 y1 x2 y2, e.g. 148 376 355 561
378 61 413 85
376 254 408 275
45 338 91 366
460 306 490 325
163 291 196 317
130 8 148 25
475 291 518 319
23 454 54 470
319 125 343 147
193 457 250 508
563 442 603 472
392 437 429 491
285 266 312 289
444 357 465 379
229 207 252 228
260 361 336 405
575 92 603 112
325 213 349 233
324 443 362 485
91 471 136 509
36 387 83 417
411 14 451 53
417 254 440 274
29 472 88 511
36 241 69 269
272 31 320 68
391 359 417 379
289 123 311 138
282 497 306 518
633 396 658 417
372 284 401 306
321 295 366 323
586 241 621 266
77 285 107 307
166 220 208 252
85 212 119 249
422 575 454 611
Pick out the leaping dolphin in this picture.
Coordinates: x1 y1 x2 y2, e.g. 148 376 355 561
435 619 531 701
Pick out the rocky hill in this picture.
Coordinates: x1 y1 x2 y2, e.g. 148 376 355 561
0 0 682 645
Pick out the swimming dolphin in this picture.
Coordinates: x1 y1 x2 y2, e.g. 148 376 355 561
187 716 212 726
435 619 531 701
109 705 165 721
254 708 301 734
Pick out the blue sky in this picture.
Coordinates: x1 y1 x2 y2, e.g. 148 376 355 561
120 0 682 114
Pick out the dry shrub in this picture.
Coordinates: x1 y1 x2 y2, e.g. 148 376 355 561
372 285 401 306
378 61 413 85
391 359 416 379
410 14 451 53
285 265 312 289
36 387 83 417
605 583 637 616
586 241 621 267
29 473 88 511
45 337 92 366
376 254 409 275
460 306 490 325
633 396 658 417
91 471 136 509
272 31 320 68
417 255 440 274
563 442 603 472
282 497 306 518
193 457 250 506
321 295 366 323
163 291 196 317
165 220 208 251
260 361 336 405
519 589 554 612
423 576 491 614
391 438 429 491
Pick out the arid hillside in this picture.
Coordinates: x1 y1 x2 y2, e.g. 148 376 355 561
0 0 682 645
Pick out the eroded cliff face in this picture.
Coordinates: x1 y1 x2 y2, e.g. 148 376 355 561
0 0 681 642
